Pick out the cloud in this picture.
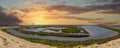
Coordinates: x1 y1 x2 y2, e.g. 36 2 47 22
22 2 31 5
22 1 96 14
49 5 97 14
28 0 120 14
11 7 103 25
0 6 21 25
44 15 103 21
0 6 4 11
112 0 120 3
96 4 120 14
1 0 119 25
19 0 120 14
90 21 120 25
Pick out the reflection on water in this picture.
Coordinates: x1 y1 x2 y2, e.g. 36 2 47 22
7 26 118 41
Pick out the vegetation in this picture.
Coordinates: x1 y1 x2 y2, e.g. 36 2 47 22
62 26 81 33
13 26 89 37
1 26 120 48
13 28 89 37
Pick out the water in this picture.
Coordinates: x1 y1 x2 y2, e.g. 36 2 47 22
7 26 118 41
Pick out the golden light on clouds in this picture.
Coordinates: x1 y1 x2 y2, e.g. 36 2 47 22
3 0 119 25
12 7 90 25
13 7 66 25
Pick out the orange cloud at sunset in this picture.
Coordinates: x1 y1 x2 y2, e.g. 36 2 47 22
1 0 119 25
9 7 98 25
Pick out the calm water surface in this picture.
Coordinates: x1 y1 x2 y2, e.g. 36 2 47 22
7 26 118 41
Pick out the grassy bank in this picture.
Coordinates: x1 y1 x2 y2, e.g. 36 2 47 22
14 28 89 37
14 26 89 37
19 30 89 37
1 26 120 48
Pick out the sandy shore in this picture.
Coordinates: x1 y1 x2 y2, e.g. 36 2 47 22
0 37 5 47
0 27 120 48
0 27 56 48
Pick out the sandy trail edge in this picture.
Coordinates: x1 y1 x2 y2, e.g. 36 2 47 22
0 27 56 48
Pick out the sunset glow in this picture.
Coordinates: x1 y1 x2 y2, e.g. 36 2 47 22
0 0 120 25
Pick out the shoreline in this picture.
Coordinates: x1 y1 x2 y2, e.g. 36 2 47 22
0 26 120 48
0 27 56 48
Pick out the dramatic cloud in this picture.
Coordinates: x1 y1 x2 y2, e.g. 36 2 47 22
0 0 120 25
94 4 120 14
12 1 119 25
112 0 120 3
90 21 120 25
49 5 97 14
44 15 103 21
0 6 21 25
48 4 120 14
28 0 120 14
12 7 103 25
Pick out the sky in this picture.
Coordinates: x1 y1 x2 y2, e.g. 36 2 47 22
0 0 120 25
0 0 118 8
